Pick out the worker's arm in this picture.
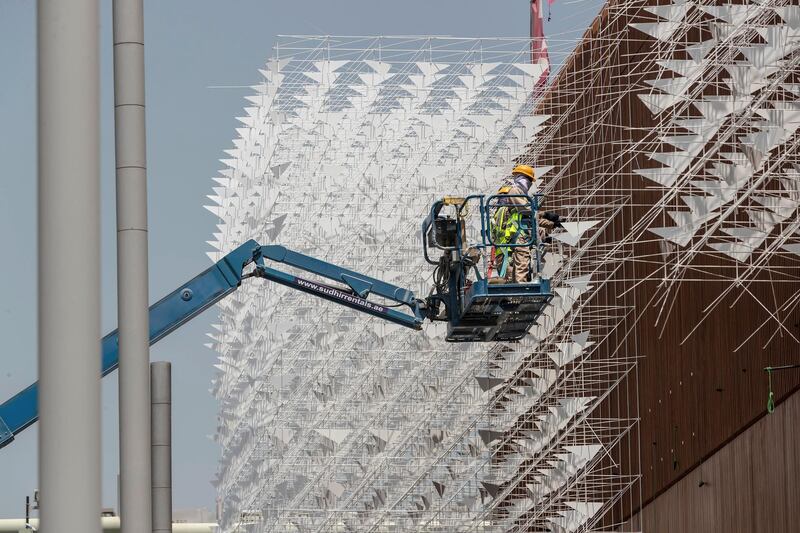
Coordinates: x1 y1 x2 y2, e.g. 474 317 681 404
539 210 565 229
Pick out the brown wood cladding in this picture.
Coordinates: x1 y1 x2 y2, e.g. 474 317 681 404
526 0 800 522
628 389 800 532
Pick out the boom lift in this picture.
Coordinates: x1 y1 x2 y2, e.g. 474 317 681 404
0 194 552 450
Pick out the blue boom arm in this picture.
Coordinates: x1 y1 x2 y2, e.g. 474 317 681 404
0 240 425 449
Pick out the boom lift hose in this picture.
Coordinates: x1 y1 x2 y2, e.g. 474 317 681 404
433 255 450 293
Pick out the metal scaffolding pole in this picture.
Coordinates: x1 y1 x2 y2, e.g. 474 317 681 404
151 362 172 533
37 1 102 532
113 0 151 531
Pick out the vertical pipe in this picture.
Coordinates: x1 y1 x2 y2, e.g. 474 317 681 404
113 1 151 532
151 362 172 533
37 1 101 533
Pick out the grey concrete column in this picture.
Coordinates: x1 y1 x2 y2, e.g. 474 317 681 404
151 362 172 533
113 1 152 532
37 1 102 533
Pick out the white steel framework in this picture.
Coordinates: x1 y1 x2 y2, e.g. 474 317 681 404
207 36 640 533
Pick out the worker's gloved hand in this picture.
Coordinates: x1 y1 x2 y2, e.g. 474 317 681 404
538 218 555 230
540 211 565 229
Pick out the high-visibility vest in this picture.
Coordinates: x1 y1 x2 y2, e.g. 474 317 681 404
491 206 523 246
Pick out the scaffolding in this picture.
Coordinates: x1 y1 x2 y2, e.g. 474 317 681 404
206 3 800 526
521 0 800 523
205 35 641 532
527 1 800 348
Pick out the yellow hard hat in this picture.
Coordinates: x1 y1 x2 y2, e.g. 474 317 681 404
512 164 535 180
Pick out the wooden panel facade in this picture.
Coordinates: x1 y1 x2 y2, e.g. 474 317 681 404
524 0 800 522
628 389 800 532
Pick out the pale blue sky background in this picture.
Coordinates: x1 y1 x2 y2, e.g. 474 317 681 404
0 0 604 518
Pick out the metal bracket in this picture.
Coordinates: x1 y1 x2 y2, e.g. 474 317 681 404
0 415 13 449
341 274 372 298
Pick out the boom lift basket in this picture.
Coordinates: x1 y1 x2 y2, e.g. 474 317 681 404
422 194 553 342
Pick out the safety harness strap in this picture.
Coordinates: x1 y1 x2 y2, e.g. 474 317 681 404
498 247 510 278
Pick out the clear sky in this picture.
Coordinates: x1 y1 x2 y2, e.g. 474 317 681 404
0 0 604 518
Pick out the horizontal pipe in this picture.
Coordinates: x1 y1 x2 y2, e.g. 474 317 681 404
0 518 216 533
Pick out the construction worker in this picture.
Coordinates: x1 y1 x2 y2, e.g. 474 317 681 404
491 164 555 283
